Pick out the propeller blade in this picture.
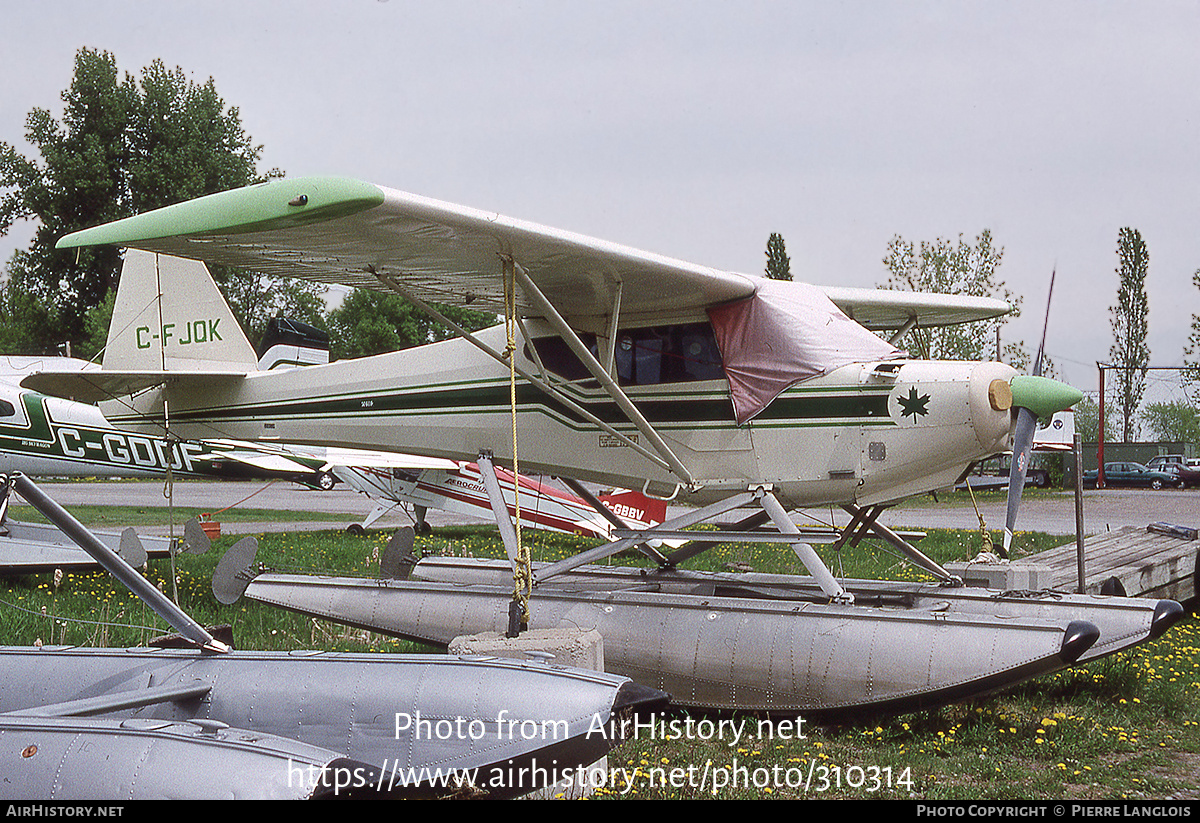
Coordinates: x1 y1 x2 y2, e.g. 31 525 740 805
1003 406 1038 557
1032 268 1056 378
1002 269 1073 559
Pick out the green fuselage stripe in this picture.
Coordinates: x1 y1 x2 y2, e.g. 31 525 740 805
110 381 895 431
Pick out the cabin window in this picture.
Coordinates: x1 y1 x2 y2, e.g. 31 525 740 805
528 322 724 386
0 400 14 417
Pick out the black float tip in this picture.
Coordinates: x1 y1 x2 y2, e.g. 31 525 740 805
1150 600 1185 639
1060 620 1100 664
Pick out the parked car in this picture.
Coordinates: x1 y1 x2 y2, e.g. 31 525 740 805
956 454 1052 490
1083 462 1177 490
1146 455 1200 489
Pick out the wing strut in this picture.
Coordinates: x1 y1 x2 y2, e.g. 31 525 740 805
558 476 628 533
372 271 674 474
534 485 853 602
841 504 958 584
888 316 918 346
512 263 697 487
601 280 623 377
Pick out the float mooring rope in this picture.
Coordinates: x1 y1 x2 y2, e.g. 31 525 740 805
504 259 532 635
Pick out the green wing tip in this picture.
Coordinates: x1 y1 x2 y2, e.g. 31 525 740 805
56 176 384 249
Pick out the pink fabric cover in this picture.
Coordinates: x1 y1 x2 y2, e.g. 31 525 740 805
708 279 903 424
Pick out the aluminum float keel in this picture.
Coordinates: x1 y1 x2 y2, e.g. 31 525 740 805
240 564 1122 719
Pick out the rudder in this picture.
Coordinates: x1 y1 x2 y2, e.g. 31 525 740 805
105 250 258 372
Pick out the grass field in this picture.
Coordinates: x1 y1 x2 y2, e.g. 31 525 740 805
0 510 1196 800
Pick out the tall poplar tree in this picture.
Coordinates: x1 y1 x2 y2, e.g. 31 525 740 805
880 230 1025 363
1108 227 1150 442
1184 269 1200 404
765 232 792 281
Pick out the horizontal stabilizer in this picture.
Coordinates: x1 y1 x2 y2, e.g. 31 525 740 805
197 449 319 474
21 369 245 403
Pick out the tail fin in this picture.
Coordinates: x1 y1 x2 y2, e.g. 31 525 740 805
105 250 258 372
597 489 668 528
1033 409 1075 451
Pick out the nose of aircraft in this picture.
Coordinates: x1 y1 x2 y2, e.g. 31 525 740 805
1009 375 1084 418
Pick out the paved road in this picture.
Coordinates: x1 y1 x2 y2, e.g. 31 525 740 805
799 488 1200 538
9 478 1198 539
6 478 478 536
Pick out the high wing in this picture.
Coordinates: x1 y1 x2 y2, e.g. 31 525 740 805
189 444 322 475
56 176 1007 328
320 448 460 471
57 177 754 324
820 286 1010 331
202 442 459 474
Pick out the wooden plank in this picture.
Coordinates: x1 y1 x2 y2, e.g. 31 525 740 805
1029 525 1197 601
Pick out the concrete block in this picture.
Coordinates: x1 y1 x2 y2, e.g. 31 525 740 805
449 627 604 670
449 627 606 799
945 561 1054 591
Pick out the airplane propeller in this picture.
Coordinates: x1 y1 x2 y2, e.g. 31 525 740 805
1001 269 1076 558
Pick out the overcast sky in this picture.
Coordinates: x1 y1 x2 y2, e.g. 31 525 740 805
2 1 1197 405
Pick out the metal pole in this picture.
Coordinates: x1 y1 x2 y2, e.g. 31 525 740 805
1097 364 1106 489
476 452 521 568
9 474 228 653
1073 432 1086 594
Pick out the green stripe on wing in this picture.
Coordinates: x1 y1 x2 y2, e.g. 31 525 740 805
56 177 385 248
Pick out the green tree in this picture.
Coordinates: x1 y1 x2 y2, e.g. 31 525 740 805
0 251 66 355
1074 395 1114 443
325 289 496 361
880 230 1025 363
223 270 329 348
1140 400 1200 444
0 48 291 352
1108 227 1150 442
1184 269 1200 404
75 287 116 362
765 232 792 281
0 49 134 347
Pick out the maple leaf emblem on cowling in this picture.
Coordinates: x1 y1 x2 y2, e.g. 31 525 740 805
898 387 931 421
